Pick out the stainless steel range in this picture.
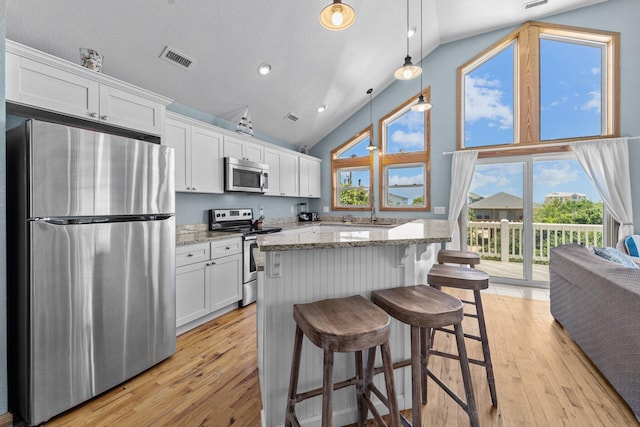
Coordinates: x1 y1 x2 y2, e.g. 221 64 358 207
208 208 281 306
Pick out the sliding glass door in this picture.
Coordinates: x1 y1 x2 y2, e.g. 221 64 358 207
468 154 601 287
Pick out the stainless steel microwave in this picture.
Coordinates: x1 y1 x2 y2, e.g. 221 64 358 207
224 157 269 193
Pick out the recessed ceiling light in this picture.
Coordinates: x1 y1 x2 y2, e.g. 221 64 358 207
317 105 327 113
258 63 271 75
407 26 416 38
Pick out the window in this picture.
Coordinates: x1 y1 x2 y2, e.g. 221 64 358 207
331 126 374 210
458 21 619 154
379 89 430 211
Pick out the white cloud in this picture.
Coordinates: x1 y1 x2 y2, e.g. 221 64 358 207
580 90 601 113
464 75 513 129
534 164 580 188
390 130 423 148
591 67 601 75
389 173 423 186
469 171 511 193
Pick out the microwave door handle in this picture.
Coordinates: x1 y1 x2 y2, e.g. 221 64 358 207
261 172 266 192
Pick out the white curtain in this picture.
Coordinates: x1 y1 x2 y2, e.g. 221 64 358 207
571 137 634 242
447 151 478 250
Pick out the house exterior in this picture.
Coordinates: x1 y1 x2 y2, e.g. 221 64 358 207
544 192 587 203
468 192 523 222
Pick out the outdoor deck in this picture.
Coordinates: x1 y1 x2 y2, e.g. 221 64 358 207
476 259 550 283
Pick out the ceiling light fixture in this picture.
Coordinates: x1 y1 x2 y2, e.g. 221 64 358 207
317 105 327 113
366 88 377 151
394 0 422 81
258 63 271 75
412 0 432 112
319 0 356 31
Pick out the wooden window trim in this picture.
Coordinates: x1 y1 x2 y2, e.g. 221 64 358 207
457 20 620 157
379 89 431 212
331 126 374 211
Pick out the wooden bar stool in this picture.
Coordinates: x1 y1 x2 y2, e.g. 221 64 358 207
428 264 498 406
371 285 479 427
437 249 481 268
285 294 401 427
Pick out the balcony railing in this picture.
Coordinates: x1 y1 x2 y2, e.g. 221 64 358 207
467 220 603 262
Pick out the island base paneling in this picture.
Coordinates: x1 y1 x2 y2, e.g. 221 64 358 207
258 244 437 426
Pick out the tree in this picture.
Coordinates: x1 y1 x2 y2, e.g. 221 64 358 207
340 184 369 206
412 196 424 205
533 199 603 225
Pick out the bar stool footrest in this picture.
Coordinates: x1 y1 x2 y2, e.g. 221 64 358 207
433 327 482 342
429 349 487 367
293 376 361 403
426 369 473 415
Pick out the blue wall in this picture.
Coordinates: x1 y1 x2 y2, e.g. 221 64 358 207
309 0 640 226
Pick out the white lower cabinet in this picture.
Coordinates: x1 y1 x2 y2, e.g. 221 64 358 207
175 238 242 334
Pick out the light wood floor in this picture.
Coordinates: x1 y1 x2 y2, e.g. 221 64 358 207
37 289 638 427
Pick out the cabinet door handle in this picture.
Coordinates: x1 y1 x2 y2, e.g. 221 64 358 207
192 187 197 191
89 112 98 118
225 246 230 250
187 253 194 257
100 115 109 121
186 187 191 190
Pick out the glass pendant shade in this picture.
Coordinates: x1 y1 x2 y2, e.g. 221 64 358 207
320 1 356 31
411 94 432 112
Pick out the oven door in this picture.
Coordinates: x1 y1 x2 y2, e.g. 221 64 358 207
243 236 258 284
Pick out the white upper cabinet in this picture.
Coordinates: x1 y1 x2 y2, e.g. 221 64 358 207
164 113 223 194
6 40 170 136
264 147 299 197
223 135 264 163
299 156 322 198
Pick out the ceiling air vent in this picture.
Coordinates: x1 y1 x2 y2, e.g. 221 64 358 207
160 46 194 69
284 112 300 123
524 0 548 9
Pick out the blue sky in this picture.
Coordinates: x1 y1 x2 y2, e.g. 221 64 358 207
471 160 601 203
465 37 603 203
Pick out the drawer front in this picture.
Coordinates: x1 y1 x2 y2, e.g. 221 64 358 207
176 242 210 267
211 237 242 258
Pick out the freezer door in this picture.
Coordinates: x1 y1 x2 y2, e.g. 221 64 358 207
28 120 174 218
27 218 176 425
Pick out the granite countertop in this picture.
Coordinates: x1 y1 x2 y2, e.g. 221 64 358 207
176 230 243 246
257 219 453 252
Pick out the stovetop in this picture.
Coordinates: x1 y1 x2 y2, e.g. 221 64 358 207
208 208 281 236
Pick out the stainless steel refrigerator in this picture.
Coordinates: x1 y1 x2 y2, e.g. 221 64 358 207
6 119 176 426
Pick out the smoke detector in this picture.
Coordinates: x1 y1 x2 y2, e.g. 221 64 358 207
160 46 194 69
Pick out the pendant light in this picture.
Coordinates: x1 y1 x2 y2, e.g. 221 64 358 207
319 0 356 31
366 88 377 151
394 0 422 80
411 0 432 112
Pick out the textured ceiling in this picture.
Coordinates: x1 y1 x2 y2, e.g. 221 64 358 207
6 0 606 148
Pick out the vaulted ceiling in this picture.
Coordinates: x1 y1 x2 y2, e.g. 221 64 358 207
6 0 606 148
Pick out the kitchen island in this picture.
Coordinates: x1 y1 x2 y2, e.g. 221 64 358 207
256 219 453 426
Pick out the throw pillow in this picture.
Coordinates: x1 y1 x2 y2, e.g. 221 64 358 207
593 246 640 269
624 235 640 257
